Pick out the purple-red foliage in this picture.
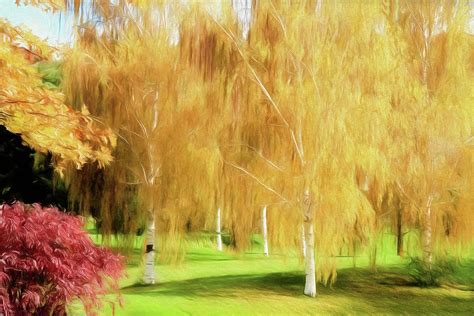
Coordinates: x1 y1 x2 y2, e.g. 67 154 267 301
0 202 124 315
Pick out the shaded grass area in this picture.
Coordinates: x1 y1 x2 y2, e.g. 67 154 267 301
113 267 473 315
66 232 474 316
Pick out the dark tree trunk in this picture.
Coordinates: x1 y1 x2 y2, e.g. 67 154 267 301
396 206 404 257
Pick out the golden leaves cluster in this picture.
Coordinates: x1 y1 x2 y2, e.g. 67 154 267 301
0 18 116 174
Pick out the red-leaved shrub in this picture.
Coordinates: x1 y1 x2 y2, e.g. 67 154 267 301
0 202 124 315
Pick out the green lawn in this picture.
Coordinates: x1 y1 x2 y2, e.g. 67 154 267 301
72 232 474 315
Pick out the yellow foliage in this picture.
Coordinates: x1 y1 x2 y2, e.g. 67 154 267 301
59 0 473 281
0 18 116 173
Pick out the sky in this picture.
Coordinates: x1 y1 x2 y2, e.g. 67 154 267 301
0 0 73 45
0 0 473 47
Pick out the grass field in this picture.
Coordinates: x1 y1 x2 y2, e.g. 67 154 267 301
71 232 474 315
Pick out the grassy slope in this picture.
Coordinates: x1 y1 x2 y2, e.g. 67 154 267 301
72 232 474 315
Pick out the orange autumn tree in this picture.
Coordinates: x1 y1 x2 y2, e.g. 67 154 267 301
0 17 116 173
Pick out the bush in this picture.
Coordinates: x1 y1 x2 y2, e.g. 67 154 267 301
0 202 124 315
407 257 457 287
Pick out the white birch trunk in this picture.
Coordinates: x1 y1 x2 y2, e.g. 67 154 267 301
303 189 316 297
370 243 377 272
316 0 322 15
422 196 434 265
143 214 156 284
262 205 269 256
143 94 159 285
362 174 369 192
301 225 306 258
303 222 316 297
216 207 223 251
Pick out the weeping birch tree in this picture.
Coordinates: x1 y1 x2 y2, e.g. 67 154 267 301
61 1 245 283
206 1 398 296
61 3 184 284
381 0 474 265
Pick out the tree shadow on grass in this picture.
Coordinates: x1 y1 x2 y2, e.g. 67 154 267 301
122 272 304 298
327 267 474 314
121 267 474 313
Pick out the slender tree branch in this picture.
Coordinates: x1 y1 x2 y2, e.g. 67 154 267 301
208 13 305 166
396 180 422 212
224 160 289 203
